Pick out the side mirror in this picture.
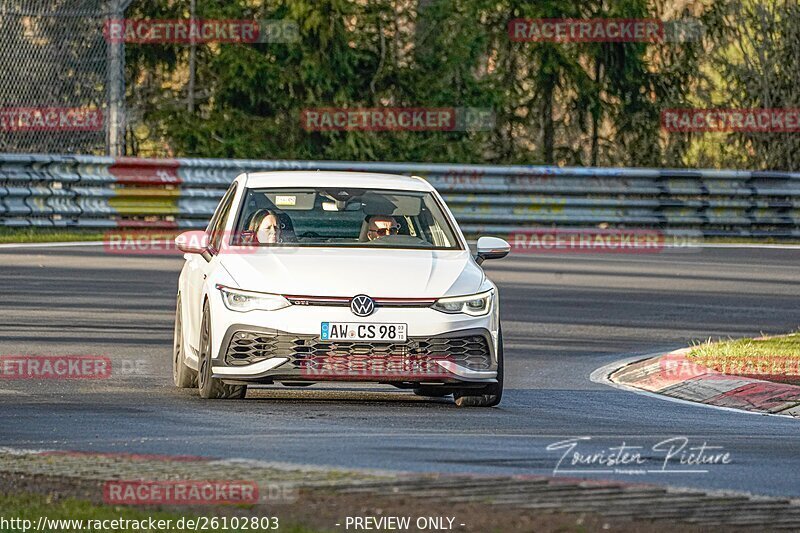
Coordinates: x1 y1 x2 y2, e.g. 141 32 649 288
175 230 208 255
476 236 510 265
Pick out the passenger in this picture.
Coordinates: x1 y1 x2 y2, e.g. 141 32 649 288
365 215 400 241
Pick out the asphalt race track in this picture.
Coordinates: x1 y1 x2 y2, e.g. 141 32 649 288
1 245 799 498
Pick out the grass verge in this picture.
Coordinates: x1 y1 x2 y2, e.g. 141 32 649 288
0 227 107 244
688 332 800 384
0 471 720 533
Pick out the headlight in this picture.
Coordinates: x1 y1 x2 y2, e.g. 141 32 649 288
216 285 290 312
431 289 493 316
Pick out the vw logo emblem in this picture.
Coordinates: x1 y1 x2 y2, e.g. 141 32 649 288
350 294 375 317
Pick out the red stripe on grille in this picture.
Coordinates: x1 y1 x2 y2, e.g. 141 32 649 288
285 295 436 305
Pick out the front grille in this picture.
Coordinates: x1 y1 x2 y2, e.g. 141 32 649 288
224 331 492 372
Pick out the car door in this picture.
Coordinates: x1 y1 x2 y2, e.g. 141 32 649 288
184 182 238 356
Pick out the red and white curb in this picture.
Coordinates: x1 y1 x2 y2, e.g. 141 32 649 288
597 348 800 417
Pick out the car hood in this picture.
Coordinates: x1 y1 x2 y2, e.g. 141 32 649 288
218 248 484 298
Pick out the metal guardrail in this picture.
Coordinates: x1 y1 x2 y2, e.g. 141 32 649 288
1 153 800 237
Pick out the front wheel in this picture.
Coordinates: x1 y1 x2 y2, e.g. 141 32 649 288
173 295 196 388
197 301 246 400
453 327 504 407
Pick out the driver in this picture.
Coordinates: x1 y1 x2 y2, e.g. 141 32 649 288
247 209 282 244
366 215 400 241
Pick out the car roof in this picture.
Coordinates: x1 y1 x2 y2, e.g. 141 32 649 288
242 171 434 192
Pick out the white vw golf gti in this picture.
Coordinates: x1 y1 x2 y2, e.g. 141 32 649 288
173 171 510 406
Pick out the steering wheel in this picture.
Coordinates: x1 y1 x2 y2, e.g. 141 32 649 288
300 231 321 239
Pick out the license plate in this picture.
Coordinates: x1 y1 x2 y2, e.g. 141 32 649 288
320 322 407 342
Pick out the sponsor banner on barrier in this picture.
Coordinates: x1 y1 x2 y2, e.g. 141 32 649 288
662 108 800 132
104 19 299 44
109 158 182 185
0 107 103 132
0 355 111 380
301 107 495 132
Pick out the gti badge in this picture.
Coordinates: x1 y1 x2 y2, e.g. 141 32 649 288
350 294 375 317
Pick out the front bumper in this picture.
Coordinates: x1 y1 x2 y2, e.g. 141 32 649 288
211 324 497 385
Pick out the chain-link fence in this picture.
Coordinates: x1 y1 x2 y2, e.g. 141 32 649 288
0 0 129 155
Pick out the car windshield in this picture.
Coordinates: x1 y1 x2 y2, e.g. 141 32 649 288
231 187 462 250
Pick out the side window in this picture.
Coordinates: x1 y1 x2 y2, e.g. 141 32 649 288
208 183 237 253
207 185 232 232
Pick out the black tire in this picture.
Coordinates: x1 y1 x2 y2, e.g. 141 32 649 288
172 295 196 388
453 327 504 407
413 386 452 398
197 301 247 400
